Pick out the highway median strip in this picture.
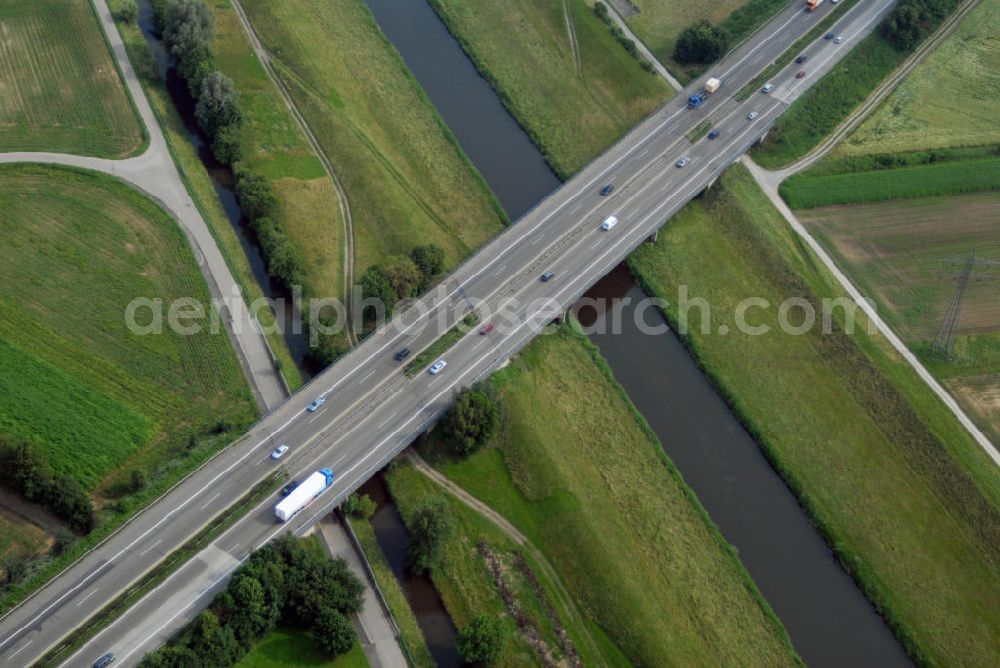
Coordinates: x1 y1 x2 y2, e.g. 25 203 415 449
404 313 481 378
32 471 287 668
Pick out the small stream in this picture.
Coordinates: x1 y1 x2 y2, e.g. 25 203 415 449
360 475 460 668
135 0 312 376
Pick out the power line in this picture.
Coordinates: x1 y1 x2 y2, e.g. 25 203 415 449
931 250 997 358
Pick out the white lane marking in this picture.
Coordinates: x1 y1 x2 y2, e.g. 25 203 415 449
359 369 376 383
199 492 221 511
494 264 508 277
254 457 265 466
8 639 32 659
138 540 162 557
75 589 99 608
307 413 323 425
376 412 398 429
2 4 875 654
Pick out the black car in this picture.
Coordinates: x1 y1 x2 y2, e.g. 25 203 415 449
824 32 834 40
94 654 116 668
600 184 614 196
795 55 808 64
281 481 299 497
393 348 411 361
540 271 555 282
707 130 720 140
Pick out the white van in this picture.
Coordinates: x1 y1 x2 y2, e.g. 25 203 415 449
601 216 618 231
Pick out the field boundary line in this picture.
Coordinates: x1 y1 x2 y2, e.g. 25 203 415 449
741 155 1000 468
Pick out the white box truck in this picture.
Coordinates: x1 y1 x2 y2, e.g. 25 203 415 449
274 468 334 522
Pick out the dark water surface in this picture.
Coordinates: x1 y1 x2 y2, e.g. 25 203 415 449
576 267 910 667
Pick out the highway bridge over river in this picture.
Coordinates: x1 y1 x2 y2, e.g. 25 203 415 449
0 1 897 664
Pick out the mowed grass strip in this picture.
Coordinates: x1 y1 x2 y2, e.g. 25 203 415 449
836 0 1000 156
0 0 143 157
628 163 1000 665
208 0 344 301
780 156 1000 207
427 0 669 177
432 327 798 667
0 164 255 489
238 0 506 276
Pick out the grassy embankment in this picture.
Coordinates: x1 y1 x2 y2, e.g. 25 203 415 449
238 628 369 668
0 164 256 607
834 0 1000 156
108 0 303 388
238 0 506 276
349 519 436 668
387 461 624 667
208 0 345 302
628 163 1000 665
426 0 669 177
416 327 798 667
0 0 144 157
625 0 792 79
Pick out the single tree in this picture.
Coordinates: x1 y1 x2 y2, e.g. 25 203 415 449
457 614 505 666
381 255 423 300
410 244 446 290
674 20 729 64
313 608 356 656
406 496 453 574
195 71 242 138
441 388 500 457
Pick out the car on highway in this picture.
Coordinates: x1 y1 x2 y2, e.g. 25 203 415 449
479 322 495 335
393 347 411 362
834 34 844 43
824 32 834 40
796 70 807 79
707 130 720 140
307 397 326 412
601 215 619 230
761 83 774 94
600 184 614 196
795 55 808 64
94 654 116 668
428 359 447 375
675 157 690 168
747 111 759 121
540 271 555 282
271 444 289 460
280 481 299 497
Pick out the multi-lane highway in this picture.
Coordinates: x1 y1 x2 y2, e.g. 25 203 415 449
0 1 897 665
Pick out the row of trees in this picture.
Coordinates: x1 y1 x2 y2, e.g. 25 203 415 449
234 172 306 291
592 2 655 73
142 535 363 667
879 0 961 51
156 0 244 164
0 436 94 534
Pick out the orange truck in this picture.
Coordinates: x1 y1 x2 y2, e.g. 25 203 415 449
806 0 825 10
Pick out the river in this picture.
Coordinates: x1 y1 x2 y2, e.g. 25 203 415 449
364 1 910 666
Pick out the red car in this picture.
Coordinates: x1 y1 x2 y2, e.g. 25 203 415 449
795 70 806 79
479 322 495 335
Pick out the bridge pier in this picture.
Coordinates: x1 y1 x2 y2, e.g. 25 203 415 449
647 229 658 244
758 128 770 145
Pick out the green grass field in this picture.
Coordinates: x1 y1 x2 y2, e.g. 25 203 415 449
208 0 345 302
625 0 788 76
237 628 368 668
427 0 669 177
424 327 797 667
796 190 1000 444
779 156 1000 207
110 4 303 389
238 0 506 277
753 32 905 168
0 0 143 157
628 164 1000 665
387 463 594 667
0 165 255 490
836 0 1000 156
